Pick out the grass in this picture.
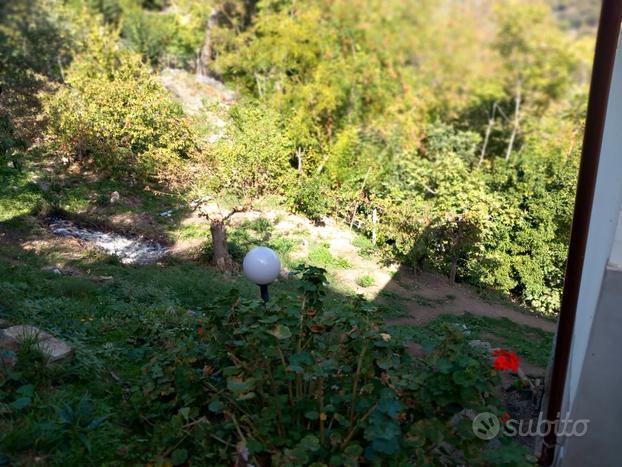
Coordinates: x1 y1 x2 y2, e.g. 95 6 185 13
305 242 351 269
387 312 554 368
200 217 300 265
0 159 552 463
174 223 211 240
412 293 454 307
352 233 375 258
0 236 359 464
356 274 375 288
0 166 42 222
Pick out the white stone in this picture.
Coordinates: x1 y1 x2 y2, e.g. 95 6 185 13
0 325 73 364
2 325 52 341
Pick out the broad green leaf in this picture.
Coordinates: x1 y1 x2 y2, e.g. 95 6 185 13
267 325 292 339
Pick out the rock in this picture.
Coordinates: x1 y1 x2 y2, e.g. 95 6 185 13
2 325 51 341
42 264 63 275
0 333 19 352
38 337 73 363
0 325 73 364
110 191 120 204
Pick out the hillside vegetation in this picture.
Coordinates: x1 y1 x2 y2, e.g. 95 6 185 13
0 0 594 464
2 0 595 315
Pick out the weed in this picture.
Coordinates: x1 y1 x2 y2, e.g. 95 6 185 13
352 234 375 258
356 274 376 288
306 242 351 269
388 312 553 368
413 294 449 307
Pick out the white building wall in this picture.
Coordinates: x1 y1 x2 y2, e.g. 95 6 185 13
565 29 622 409
556 27 622 466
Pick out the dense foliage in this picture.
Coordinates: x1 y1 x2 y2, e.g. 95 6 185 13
2 1 595 312
43 29 197 184
202 0 590 314
0 263 532 465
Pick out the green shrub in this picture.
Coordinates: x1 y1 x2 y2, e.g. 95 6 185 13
0 115 26 167
352 234 375 258
356 274 375 288
291 176 333 222
43 29 196 185
207 103 296 200
129 266 531 465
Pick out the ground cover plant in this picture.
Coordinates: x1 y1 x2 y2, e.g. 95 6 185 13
0 256 534 465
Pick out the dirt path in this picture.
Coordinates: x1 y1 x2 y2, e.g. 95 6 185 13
228 209 557 333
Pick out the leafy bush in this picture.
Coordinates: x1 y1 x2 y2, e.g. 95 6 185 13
206 103 296 200
290 176 334 222
43 29 196 185
122 8 205 68
129 266 531 465
0 115 26 167
356 274 375 288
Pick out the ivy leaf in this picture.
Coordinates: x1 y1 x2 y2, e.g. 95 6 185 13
452 370 476 387
9 397 31 411
304 410 319 420
299 434 320 452
267 325 292 339
179 407 190 421
171 448 188 465
226 376 255 397
208 400 223 413
435 358 453 373
344 443 363 458
16 384 34 397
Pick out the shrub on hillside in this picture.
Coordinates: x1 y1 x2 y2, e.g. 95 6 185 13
42 30 196 185
0 115 27 168
205 103 296 200
122 8 205 68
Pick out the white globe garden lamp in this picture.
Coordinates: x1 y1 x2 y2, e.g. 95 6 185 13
243 246 281 302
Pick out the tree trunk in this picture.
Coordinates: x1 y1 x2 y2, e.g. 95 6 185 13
296 147 303 173
197 10 219 77
210 219 239 272
505 88 521 162
449 256 457 284
478 102 497 168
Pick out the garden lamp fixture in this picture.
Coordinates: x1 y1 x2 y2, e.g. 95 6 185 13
243 246 281 303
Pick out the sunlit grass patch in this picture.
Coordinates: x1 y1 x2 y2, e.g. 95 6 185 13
356 274 375 288
305 242 351 269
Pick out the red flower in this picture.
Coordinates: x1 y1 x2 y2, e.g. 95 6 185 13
500 411 511 424
197 327 204 336
492 349 520 372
